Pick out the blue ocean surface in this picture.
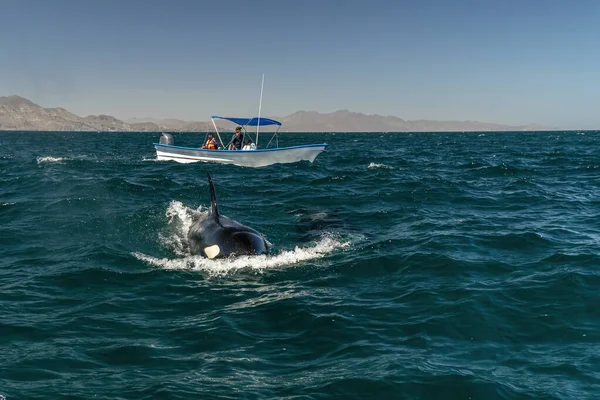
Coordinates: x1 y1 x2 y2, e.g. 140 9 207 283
1 130 599 399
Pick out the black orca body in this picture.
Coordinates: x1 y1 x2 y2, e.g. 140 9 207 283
187 173 268 259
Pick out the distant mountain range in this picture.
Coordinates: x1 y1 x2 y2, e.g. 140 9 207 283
0 96 214 132
0 95 550 132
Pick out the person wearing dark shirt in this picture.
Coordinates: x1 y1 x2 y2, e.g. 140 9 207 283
229 126 244 150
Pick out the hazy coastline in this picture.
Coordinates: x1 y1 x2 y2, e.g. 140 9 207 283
0 95 553 133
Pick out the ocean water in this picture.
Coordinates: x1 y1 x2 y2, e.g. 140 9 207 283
1 130 599 399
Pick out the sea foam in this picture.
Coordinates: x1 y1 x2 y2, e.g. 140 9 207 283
368 162 395 170
37 156 66 164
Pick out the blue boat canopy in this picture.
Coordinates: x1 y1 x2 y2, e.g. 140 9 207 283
211 116 282 127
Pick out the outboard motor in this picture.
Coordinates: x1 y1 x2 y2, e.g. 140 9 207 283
159 132 174 145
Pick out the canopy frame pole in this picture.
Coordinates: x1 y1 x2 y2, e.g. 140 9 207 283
256 73 264 148
243 126 257 148
265 126 281 149
211 118 225 149
241 125 249 150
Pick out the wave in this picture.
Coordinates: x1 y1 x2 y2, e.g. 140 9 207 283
474 162 533 177
36 156 67 164
367 162 395 170
458 161 487 169
133 200 351 275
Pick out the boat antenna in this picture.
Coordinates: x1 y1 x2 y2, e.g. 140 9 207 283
256 73 264 147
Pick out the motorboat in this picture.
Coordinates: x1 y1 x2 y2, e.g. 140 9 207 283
153 116 327 167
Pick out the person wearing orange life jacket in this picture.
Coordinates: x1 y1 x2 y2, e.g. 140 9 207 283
201 133 219 150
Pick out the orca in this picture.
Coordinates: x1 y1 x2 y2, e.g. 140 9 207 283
187 172 268 259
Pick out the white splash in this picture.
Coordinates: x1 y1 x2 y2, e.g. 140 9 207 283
1 202 16 206
368 162 395 170
157 200 205 256
134 200 350 275
36 156 66 164
133 236 348 275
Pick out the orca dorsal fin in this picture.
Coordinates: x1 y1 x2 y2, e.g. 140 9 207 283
207 172 220 223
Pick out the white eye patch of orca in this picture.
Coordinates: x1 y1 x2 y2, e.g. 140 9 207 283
203 244 221 259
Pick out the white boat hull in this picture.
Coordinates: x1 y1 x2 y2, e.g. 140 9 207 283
154 143 327 167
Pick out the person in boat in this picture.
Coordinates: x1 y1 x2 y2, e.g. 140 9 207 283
201 133 219 150
229 126 244 150
242 139 256 150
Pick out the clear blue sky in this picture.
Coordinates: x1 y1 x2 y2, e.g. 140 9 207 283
1 0 599 128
